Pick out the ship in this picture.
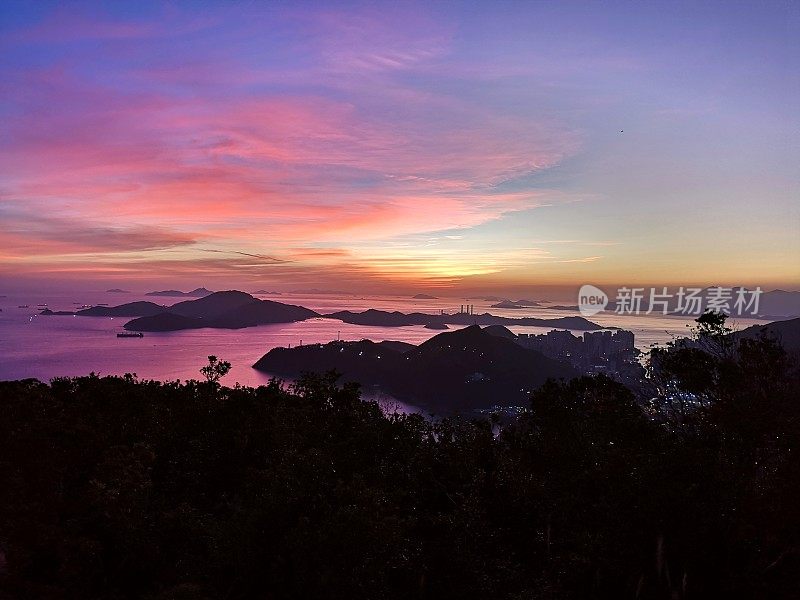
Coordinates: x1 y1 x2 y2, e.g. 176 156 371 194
117 332 144 338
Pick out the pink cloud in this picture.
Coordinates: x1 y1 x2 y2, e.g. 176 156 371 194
0 9 582 288
2 69 574 222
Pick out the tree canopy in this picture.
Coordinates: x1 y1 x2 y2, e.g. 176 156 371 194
1 322 798 599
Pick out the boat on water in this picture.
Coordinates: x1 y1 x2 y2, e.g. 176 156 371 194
18 305 29 308
117 332 144 338
37 303 47 307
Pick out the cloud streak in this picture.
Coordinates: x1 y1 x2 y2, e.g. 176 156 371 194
0 209 196 257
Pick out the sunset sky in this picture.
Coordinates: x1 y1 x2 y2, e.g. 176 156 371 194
1 1 798 295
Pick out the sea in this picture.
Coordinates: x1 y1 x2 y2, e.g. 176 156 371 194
0 290 771 396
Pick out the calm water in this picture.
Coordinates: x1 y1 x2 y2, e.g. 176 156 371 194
0 290 770 388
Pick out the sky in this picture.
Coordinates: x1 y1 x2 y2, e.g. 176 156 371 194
1 0 798 295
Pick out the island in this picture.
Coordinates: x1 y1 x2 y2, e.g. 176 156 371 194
254 325 578 412
38 301 169 317
106 288 130 293
36 289 603 333
412 293 438 299
289 288 350 295
39 309 77 316
490 299 542 309
124 291 318 331
145 287 213 298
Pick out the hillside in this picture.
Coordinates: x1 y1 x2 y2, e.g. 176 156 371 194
735 317 800 352
1 331 798 598
255 325 577 412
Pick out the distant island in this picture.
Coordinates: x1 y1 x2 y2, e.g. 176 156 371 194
412 293 438 299
758 289 800 318
145 287 213 298
39 309 77 316
290 288 350 295
36 289 603 333
490 299 542 309
106 288 130 293
254 290 282 295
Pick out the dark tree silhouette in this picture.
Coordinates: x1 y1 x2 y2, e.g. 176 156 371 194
199 355 231 383
0 323 798 599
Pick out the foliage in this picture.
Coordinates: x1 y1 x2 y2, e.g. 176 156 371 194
199 355 231 383
1 333 799 598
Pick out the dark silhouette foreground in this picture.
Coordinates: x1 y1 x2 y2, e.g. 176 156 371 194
1 320 799 599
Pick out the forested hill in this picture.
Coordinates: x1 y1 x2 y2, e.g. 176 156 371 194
2 331 799 600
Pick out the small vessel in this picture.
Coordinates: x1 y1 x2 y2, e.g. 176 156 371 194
117 332 144 338
18 305 29 308
37 303 47 307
